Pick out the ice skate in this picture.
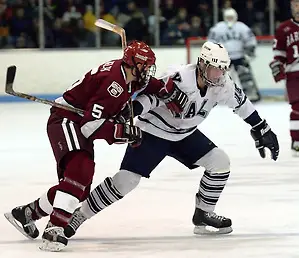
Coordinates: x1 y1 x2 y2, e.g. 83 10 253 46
4 204 39 239
64 208 87 238
192 207 232 235
39 221 68 252
291 141 299 157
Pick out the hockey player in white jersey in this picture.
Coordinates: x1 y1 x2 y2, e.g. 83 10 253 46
208 8 261 102
16 42 279 240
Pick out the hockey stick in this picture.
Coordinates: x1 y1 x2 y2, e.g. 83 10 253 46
95 19 134 126
5 65 84 115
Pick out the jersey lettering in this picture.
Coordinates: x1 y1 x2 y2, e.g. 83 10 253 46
185 102 196 118
100 61 115 72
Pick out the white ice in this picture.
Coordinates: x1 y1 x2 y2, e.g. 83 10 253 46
0 102 298 258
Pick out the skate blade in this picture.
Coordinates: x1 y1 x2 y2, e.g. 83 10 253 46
39 239 66 252
193 225 233 235
4 212 34 240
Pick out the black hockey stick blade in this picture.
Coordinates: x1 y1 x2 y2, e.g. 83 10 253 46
5 65 17 94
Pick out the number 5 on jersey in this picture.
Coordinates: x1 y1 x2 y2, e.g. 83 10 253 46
92 104 104 119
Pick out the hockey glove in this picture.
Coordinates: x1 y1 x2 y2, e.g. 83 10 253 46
269 60 286 82
114 123 142 146
250 120 279 161
245 46 256 58
114 102 132 124
156 80 188 113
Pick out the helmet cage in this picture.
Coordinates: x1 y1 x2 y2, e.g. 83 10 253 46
131 56 156 88
197 57 226 87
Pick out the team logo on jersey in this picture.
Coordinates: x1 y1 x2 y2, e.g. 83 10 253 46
107 81 123 98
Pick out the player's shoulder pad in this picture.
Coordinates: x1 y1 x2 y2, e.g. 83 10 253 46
215 21 226 28
175 64 197 91
236 21 250 29
223 73 236 93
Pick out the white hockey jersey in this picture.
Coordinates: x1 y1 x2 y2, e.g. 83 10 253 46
208 21 257 60
134 64 256 141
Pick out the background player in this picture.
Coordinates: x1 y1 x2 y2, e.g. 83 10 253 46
270 0 299 156
208 8 260 102
4 41 188 251
64 42 279 238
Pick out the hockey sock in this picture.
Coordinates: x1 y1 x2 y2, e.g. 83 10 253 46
29 193 52 221
290 102 299 141
50 151 95 227
197 170 230 212
81 177 124 219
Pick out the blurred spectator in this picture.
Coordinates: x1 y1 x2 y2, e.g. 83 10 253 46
100 3 116 25
194 1 213 32
175 8 190 39
161 0 177 22
148 8 168 44
239 0 256 28
52 18 63 47
82 5 96 47
100 3 118 46
9 7 35 47
62 5 81 23
83 5 96 32
123 1 148 41
189 16 206 37
161 22 184 45
0 0 292 48
0 1 12 48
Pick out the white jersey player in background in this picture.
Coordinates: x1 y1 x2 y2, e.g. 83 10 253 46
27 42 279 239
208 8 261 102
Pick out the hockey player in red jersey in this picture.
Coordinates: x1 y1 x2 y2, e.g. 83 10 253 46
4 40 188 251
270 0 299 155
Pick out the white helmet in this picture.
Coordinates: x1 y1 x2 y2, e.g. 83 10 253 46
223 8 238 27
200 41 230 70
198 41 231 86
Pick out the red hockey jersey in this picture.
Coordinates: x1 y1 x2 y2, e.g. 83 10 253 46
54 59 163 144
273 19 299 78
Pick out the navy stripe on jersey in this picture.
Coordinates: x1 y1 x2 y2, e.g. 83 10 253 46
138 116 197 135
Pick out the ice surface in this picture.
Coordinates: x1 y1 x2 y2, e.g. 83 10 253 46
0 102 298 258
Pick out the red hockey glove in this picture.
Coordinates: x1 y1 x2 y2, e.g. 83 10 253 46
156 79 188 113
113 123 142 146
269 60 286 82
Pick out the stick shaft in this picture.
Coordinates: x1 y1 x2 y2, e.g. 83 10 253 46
95 19 133 125
5 66 84 114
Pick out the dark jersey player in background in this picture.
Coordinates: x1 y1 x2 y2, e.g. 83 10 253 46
4 40 188 252
270 0 299 155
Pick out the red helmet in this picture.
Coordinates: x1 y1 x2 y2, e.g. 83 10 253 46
123 40 156 67
122 40 156 89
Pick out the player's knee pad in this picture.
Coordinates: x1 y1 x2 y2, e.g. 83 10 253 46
237 65 254 85
196 148 230 173
112 169 141 196
62 151 95 194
